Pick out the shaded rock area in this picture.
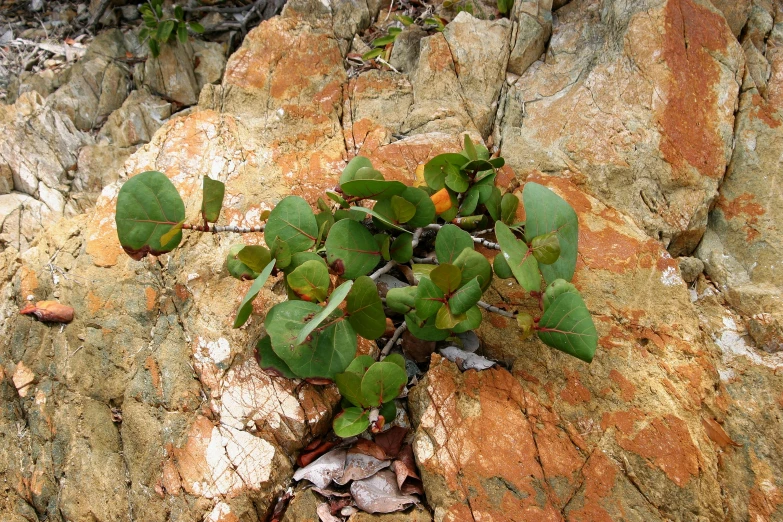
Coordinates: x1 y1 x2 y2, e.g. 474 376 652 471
1 0 783 521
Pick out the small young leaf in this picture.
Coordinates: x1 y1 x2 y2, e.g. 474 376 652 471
227 244 259 280
386 286 417 314
537 292 598 363
159 20 175 43
116 171 185 259
296 280 354 346
543 279 579 310
372 34 397 47
390 233 413 263
451 305 483 333
159 219 185 246
177 23 188 43
430 264 462 294
454 248 492 290
388 27 403 35
500 193 519 225
414 277 445 320
362 48 384 61
325 219 381 279
444 163 469 193
188 21 205 33
341 179 407 200
265 196 318 253
345 355 376 376
334 407 370 437
396 14 414 25
148 38 160 58
401 186 436 227
287 260 330 302
391 195 416 224
492 251 513 279
336 371 369 408
517 313 534 340
174 5 184 21
237 245 272 273
327 190 349 208
375 233 391 261
361 361 408 405
347 276 386 340
463 134 477 160
405 313 450 341
423 153 468 190
256 336 297 378
495 221 540 291
234 260 276 328
435 305 467 330
448 277 482 315
383 353 407 373
531 232 561 265
435 224 473 264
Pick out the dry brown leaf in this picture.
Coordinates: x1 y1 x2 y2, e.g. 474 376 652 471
292 449 347 488
334 453 389 485
19 301 74 323
350 438 388 461
350 469 419 514
298 438 337 467
316 502 341 522
702 418 741 448
373 427 408 459
401 331 436 363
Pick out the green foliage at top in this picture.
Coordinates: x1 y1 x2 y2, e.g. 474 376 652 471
114 133 600 439
139 0 204 58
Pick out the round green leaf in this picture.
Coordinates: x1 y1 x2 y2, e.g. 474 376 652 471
201 176 225 223
543 279 579 310
264 196 318 254
361 361 408 405
430 264 462 294
386 286 417 315
414 277 445 319
500 192 519 225
116 171 186 260
444 163 469 193
354 167 384 181
285 319 357 378
333 407 370 437
237 245 272 273
492 251 513 279
234 260 276 328
405 313 450 341
287 260 330 302
345 355 376 376
448 277 482 315
383 353 406 374
325 220 381 279
495 221 540 291
390 233 413 263
424 153 468 190
531 232 561 265
335 371 368 408
341 179 407 200
256 336 296 378
347 276 386 340
523 182 578 284
435 224 474 264
391 195 416 223
401 187 436 227
537 292 597 363
454 248 492 291
265 300 322 350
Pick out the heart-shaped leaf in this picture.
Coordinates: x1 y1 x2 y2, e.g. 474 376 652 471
234 260 276 328
448 277 482 315
361 361 408 405
405 313 450 341
435 224 473 264
390 195 416 223
287 260 330 302
201 176 225 223
296 281 354 346
265 196 318 253
116 171 186 259
537 292 597 363
340 156 374 184
414 277 445 320
256 336 296 378
326 219 381 278
334 407 370 437
347 276 386 340
523 182 578 283
495 221 540 291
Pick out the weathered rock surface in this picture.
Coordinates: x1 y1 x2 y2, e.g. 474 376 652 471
507 0 552 75
2 0 783 520
499 0 744 256
99 87 172 148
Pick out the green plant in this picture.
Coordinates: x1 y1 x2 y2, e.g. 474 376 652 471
114 135 598 438
497 0 514 15
139 0 204 58
362 15 446 62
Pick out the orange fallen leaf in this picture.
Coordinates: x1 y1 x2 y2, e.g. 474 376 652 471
702 418 741 448
19 301 74 323
430 188 452 214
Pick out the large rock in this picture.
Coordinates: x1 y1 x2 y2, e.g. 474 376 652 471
99 88 172 148
47 29 131 130
0 192 49 252
498 0 744 255
141 41 200 107
507 0 552 75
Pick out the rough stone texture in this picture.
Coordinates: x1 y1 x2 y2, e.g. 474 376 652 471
507 0 552 76
678 256 704 283
142 40 200 106
389 25 428 74
0 192 48 252
99 88 172 148
6 69 66 105
0 91 92 243
709 0 753 36
47 29 131 130
192 40 228 91
499 0 744 256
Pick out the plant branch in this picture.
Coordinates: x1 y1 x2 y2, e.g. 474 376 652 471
182 224 265 233
370 260 397 280
380 321 407 358
424 223 500 250
477 300 515 318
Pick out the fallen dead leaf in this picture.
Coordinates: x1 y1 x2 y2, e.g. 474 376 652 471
440 346 495 370
402 331 436 363
373 427 408 459
19 301 74 323
702 418 741 448
293 449 347 488
392 444 424 495
350 469 419 514
335 453 389 485
316 502 341 522
350 438 388 461
297 438 337 467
